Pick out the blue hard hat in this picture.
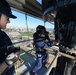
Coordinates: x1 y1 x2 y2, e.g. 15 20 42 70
0 0 17 18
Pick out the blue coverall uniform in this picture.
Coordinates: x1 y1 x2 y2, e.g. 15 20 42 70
32 32 52 73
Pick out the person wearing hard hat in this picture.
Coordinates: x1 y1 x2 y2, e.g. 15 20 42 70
0 0 20 75
31 25 53 75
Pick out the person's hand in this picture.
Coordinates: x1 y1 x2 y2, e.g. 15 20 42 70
14 48 20 58
7 46 20 54
13 47 20 61
53 40 58 45
0 61 8 75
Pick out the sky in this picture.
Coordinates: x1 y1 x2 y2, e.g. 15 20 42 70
7 10 54 29
7 0 54 29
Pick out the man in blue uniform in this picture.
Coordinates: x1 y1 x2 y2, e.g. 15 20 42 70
0 0 20 75
31 25 53 75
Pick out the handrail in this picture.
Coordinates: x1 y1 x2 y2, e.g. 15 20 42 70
45 53 59 75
